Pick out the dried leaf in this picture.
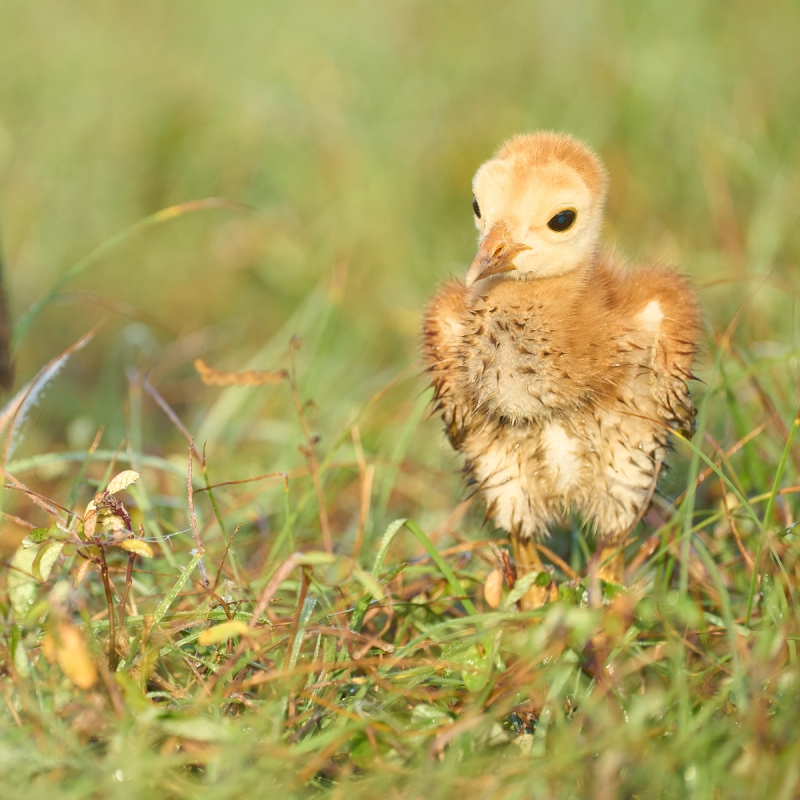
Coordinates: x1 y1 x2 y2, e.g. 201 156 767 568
74 558 93 587
198 620 250 646
106 470 141 495
82 508 97 539
83 487 133 538
195 358 286 387
118 538 154 558
484 568 503 609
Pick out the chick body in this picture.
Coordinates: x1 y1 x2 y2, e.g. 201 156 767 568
423 132 701 604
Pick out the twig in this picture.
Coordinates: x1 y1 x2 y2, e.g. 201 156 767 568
96 652 126 718
145 378 231 541
143 377 201 462
719 477 755 572
0 511 37 530
187 441 210 591
201 443 227 538
118 551 137 626
534 542 580 581
195 470 289 492
97 545 118 671
213 523 242 594
1 472 69 522
288 339 332 554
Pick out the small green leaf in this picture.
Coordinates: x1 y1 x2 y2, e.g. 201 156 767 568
558 583 583 605
761 573 783 627
461 639 493 692
13 640 30 678
411 704 453 728
9 541 64 615
26 527 65 544
150 549 206 630
33 542 65 582
349 733 378 768
505 571 544 609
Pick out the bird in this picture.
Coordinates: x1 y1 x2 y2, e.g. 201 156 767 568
422 131 702 609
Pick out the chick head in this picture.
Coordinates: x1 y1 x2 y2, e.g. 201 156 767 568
466 132 608 287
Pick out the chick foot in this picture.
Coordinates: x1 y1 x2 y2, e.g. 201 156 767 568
511 537 551 610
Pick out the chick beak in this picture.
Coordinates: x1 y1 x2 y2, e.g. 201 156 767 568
465 222 531 288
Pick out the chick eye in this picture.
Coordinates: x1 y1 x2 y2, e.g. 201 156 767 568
547 209 576 232
472 196 481 219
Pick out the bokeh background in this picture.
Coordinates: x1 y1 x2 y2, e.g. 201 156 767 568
1 0 799 552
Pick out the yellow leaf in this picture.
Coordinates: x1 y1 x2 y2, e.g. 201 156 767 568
106 470 141 495
50 623 98 689
74 558 93 587
484 568 503 609
118 539 154 558
41 633 57 664
198 620 250 646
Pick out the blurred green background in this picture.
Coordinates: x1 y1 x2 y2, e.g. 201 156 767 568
3 6 800 794
1 0 799 542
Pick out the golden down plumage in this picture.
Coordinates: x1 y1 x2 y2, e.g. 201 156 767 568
422 132 702 607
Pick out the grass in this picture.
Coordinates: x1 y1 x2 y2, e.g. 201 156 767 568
1 1 800 797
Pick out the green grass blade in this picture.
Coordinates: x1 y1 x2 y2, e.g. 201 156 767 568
150 549 206 630
402 520 477 617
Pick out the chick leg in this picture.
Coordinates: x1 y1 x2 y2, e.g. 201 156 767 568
597 544 625 584
588 539 625 607
511 536 550 610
